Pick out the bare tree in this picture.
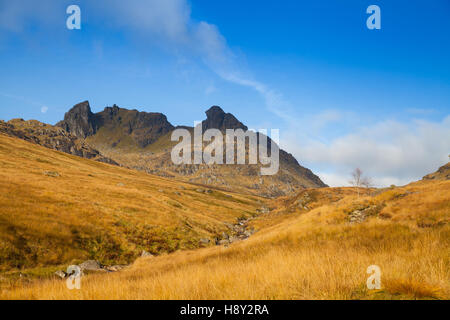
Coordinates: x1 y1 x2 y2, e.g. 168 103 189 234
349 168 371 198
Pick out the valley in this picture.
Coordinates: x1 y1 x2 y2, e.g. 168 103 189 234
0 130 448 299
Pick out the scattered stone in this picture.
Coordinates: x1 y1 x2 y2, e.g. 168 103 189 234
228 236 238 244
224 222 234 229
44 171 60 177
348 204 382 224
78 260 103 272
141 250 153 258
217 239 229 246
260 207 270 214
105 265 126 272
54 270 67 279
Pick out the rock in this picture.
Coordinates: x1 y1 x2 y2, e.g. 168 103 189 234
57 102 174 147
174 191 181 196
217 239 229 246
243 230 252 238
224 222 234 229
141 250 153 257
78 260 102 272
44 171 60 178
196 188 205 193
205 189 213 194
56 101 98 138
54 270 67 279
0 118 117 165
117 182 125 187
202 106 247 132
260 207 270 214
348 204 383 223
105 265 126 272
199 238 210 245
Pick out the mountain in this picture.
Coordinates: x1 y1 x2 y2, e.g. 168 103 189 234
57 101 174 148
0 118 116 165
202 105 247 131
423 162 450 181
56 101 327 197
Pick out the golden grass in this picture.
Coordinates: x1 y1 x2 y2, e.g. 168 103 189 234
1 167 448 299
0 133 263 276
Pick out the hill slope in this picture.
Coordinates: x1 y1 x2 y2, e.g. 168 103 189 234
2 174 448 299
423 162 450 181
0 133 264 276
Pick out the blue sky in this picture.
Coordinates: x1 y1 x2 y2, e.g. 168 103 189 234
0 0 449 186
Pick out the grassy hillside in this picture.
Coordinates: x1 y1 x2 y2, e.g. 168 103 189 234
1 172 448 299
0 133 264 279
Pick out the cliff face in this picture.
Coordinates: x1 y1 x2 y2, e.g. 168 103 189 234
56 101 98 139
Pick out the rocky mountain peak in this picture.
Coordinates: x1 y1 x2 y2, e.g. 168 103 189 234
57 101 175 148
202 106 247 131
56 101 98 138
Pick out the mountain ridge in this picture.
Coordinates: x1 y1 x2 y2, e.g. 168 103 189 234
54 101 327 196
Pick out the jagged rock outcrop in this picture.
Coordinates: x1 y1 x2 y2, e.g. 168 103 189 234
0 118 117 165
202 106 247 131
57 101 98 138
57 102 174 148
95 105 174 148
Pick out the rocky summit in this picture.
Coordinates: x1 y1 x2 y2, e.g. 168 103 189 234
202 106 247 131
57 101 174 148
54 101 327 197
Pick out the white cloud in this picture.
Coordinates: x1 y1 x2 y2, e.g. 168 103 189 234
41 106 48 113
285 116 450 187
